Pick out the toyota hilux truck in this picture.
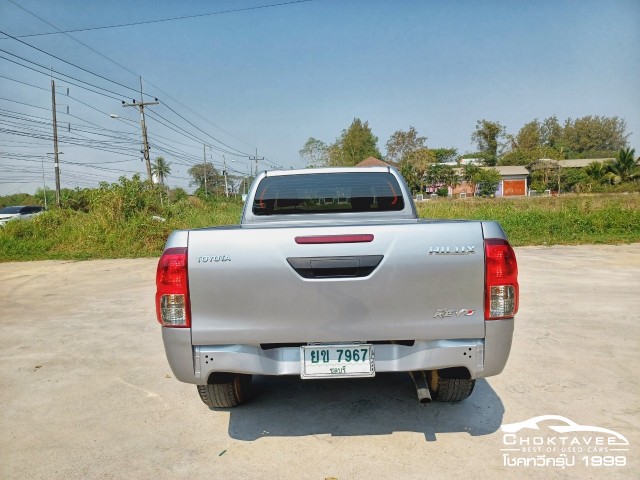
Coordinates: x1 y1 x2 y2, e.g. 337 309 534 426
156 166 518 408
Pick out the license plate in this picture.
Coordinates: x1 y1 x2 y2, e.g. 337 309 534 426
300 344 375 379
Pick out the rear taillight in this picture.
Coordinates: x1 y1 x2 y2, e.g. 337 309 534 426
484 239 519 320
155 247 191 327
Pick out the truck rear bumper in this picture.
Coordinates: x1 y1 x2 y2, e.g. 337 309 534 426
162 319 513 384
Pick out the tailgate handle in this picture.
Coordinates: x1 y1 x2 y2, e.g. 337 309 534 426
287 255 383 279
310 258 359 270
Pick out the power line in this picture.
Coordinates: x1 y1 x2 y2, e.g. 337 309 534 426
0 105 212 170
0 28 140 95
6 0 140 79
1 6 294 191
145 79 258 151
0 51 129 100
5 1 262 155
0 74 49 92
2 6 289 169
159 101 251 157
3 1 315 38
1 56 259 162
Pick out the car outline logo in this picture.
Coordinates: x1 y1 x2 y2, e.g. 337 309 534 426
501 415 629 446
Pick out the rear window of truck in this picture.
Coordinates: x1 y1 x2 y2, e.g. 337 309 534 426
252 172 405 216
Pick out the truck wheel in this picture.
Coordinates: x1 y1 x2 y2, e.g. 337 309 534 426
197 373 252 408
427 368 475 402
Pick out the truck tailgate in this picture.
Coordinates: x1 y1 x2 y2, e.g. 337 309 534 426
188 221 485 345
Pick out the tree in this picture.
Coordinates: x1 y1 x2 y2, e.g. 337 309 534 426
607 147 639 183
385 127 427 165
476 168 502 197
471 120 506 166
188 162 223 196
425 163 458 193
299 137 329 167
584 161 610 183
528 159 560 189
462 163 482 193
444 166 461 191
399 148 437 193
461 164 500 196
152 156 171 186
500 145 562 166
328 118 382 166
502 115 628 163
430 148 458 164
561 116 628 157
540 116 563 150
511 120 542 151
560 168 591 193
501 117 565 166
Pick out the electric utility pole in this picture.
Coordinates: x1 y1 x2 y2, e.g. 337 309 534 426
50 79 61 207
203 144 208 197
122 77 158 184
222 155 229 197
249 148 264 177
41 157 48 210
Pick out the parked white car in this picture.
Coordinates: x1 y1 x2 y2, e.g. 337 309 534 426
0 205 45 226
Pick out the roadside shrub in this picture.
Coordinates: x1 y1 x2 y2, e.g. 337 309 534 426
416 194 640 246
1 185 638 261
89 175 162 221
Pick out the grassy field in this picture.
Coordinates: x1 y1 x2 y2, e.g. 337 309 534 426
0 196 244 262
416 193 640 246
0 193 639 262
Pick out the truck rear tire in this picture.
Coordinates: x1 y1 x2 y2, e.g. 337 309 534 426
197 373 252 408
427 368 475 402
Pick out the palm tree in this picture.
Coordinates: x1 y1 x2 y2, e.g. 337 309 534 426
462 163 482 193
584 161 608 183
152 156 171 186
607 147 638 183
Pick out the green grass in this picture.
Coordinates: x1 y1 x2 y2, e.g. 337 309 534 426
1 193 638 262
416 193 640 246
0 197 244 262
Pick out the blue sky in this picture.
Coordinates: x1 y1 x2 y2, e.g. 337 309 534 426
1 0 638 195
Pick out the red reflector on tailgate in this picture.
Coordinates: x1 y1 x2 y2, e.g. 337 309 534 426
295 234 374 244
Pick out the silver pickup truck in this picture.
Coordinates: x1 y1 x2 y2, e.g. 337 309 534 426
156 166 518 408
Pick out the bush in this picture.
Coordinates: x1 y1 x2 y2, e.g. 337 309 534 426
1 176 639 261
416 194 640 246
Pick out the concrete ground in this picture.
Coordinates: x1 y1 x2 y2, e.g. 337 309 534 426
0 244 638 480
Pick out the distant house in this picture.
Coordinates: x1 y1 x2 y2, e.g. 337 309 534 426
534 158 614 169
441 158 483 167
356 156 389 167
451 166 528 197
458 158 484 166
557 158 613 168
494 166 529 196
451 171 475 197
